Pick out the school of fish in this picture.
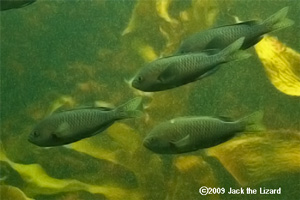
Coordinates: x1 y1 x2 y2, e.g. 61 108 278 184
1 2 299 200
24 6 295 154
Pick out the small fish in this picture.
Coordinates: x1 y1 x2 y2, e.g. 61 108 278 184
132 37 250 92
143 111 264 154
0 0 36 11
28 97 143 147
175 7 294 54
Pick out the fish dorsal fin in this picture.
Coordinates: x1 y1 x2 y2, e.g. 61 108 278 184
217 115 234 122
170 134 190 150
170 116 200 123
94 107 114 111
51 105 89 113
235 20 259 26
50 105 72 114
212 20 259 30
53 106 113 113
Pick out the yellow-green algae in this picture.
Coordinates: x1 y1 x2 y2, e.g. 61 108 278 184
1 1 299 200
207 130 300 186
255 35 300 96
0 185 33 200
122 0 223 59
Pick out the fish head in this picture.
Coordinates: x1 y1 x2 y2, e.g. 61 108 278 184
28 119 64 147
132 60 172 92
143 135 174 154
132 70 161 92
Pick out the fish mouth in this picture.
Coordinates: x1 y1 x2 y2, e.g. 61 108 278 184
28 133 38 145
143 140 164 154
131 79 139 89
27 135 35 144
142 139 152 149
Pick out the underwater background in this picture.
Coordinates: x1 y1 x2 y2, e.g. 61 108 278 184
1 0 300 199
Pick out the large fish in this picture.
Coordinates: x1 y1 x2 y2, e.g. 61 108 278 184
28 97 143 147
175 7 294 54
131 37 250 92
143 111 264 154
0 0 36 11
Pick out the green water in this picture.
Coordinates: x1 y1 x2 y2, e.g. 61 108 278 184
1 0 299 200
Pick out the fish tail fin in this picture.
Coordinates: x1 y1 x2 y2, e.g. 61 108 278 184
262 7 294 32
220 37 252 62
115 97 143 119
239 111 265 132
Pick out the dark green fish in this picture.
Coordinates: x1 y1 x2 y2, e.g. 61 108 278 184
143 111 264 154
0 0 36 11
175 7 294 54
28 97 143 147
132 37 250 92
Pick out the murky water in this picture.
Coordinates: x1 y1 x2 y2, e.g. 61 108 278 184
1 0 299 199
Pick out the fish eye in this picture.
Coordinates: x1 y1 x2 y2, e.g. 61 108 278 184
149 137 157 143
137 76 143 82
33 131 40 137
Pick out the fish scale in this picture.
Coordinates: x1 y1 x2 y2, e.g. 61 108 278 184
169 53 217 81
29 97 143 147
131 37 249 92
69 110 111 133
142 113 262 154
176 7 293 54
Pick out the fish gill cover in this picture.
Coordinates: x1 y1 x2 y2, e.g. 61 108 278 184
0 0 300 200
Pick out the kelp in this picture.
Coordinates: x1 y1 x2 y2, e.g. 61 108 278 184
0 147 141 200
1 1 299 200
122 0 221 59
255 35 300 96
207 130 300 186
0 185 33 200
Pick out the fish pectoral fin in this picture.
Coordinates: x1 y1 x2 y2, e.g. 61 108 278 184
55 122 71 137
170 134 190 150
157 62 178 83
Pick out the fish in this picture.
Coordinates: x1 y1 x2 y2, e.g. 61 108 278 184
28 97 143 147
131 37 250 92
143 111 264 154
175 7 294 55
0 0 36 11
